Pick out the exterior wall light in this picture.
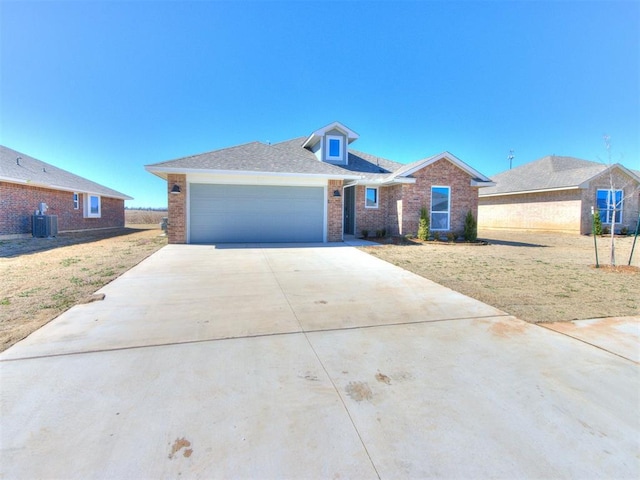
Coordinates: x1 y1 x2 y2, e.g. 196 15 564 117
333 190 341 197
170 184 181 194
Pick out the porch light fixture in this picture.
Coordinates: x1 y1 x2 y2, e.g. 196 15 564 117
333 190 341 197
170 184 181 194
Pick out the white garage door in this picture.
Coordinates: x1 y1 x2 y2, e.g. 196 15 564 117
189 184 325 243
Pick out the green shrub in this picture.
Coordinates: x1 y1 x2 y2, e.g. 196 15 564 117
447 231 456 242
463 210 477 242
417 207 430 241
593 210 603 236
433 231 441 241
361 229 369 239
620 226 629 235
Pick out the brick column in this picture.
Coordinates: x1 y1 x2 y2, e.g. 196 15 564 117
327 180 344 242
167 174 187 244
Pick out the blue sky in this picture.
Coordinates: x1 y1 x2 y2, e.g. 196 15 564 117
1 0 638 208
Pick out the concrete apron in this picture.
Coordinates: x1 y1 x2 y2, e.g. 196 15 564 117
1 245 638 479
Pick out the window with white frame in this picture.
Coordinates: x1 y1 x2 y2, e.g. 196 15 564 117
84 194 101 218
365 187 378 208
73 192 79 210
596 189 623 224
326 135 343 162
430 186 450 230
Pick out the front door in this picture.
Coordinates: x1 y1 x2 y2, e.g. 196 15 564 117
344 187 355 235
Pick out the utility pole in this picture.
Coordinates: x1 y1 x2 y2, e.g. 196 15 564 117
508 150 515 170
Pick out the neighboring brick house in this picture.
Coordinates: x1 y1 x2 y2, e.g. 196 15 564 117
1 145 132 237
145 122 493 244
478 155 640 234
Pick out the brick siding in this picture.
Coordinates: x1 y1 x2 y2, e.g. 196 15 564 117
400 159 479 236
353 158 479 238
327 180 344 242
1 181 124 236
479 190 582 233
167 174 187 244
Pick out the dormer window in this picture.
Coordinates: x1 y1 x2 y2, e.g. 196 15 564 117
302 122 358 165
326 135 343 162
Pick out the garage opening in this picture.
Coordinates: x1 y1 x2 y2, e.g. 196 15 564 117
189 184 325 243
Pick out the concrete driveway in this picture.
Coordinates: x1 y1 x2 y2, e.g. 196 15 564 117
1 244 638 479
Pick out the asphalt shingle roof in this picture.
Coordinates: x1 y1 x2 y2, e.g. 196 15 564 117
0 145 132 199
146 132 493 185
480 155 619 196
148 137 407 181
149 138 353 176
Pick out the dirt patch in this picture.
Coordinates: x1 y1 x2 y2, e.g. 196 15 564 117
590 265 640 273
375 372 391 384
361 230 640 323
0 226 167 352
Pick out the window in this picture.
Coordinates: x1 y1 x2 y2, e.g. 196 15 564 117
430 186 450 230
84 194 101 218
365 187 378 208
596 189 623 224
326 135 343 161
73 193 79 210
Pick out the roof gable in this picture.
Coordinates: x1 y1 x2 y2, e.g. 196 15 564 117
392 151 493 184
301 121 359 150
0 145 132 200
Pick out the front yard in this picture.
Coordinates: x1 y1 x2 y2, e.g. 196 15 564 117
361 230 639 323
0 227 167 351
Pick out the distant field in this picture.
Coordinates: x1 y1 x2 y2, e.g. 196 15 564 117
125 209 168 226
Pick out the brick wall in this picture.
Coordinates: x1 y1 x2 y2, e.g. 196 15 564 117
478 190 582 233
351 159 479 237
1 181 124 236
399 159 479 236
167 174 187 244
354 185 388 236
327 179 343 242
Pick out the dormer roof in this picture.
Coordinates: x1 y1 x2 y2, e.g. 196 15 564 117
301 121 359 150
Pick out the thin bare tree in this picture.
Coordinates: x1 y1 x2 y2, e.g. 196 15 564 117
600 135 640 266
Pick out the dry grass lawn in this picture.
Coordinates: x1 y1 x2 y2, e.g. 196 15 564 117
0 226 167 352
361 230 639 323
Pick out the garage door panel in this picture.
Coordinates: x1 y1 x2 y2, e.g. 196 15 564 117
190 184 324 243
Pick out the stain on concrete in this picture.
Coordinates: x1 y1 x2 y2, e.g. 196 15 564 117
345 381 372 401
489 319 527 337
314 300 328 304
300 371 319 381
169 437 192 459
375 372 391 385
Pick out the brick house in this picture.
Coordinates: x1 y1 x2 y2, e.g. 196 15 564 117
146 122 493 244
1 145 132 237
479 155 640 234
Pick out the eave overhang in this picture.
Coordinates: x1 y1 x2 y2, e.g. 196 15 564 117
144 165 362 181
0 175 133 200
479 185 580 198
